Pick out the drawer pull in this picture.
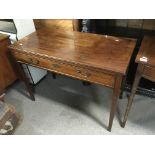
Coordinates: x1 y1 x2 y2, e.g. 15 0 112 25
76 69 91 78
76 69 81 73
86 72 91 77
52 63 61 68
28 58 39 65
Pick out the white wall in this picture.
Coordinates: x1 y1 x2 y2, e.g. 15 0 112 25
13 19 36 39
13 19 47 84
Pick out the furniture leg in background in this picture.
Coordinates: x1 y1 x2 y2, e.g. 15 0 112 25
119 76 126 99
121 35 155 128
122 64 144 127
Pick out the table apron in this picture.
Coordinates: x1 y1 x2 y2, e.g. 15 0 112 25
143 65 155 82
13 52 115 88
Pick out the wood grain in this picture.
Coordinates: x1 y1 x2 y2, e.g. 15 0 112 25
9 28 136 75
9 27 136 131
13 51 115 88
0 34 17 94
33 19 74 31
143 65 155 82
136 36 155 67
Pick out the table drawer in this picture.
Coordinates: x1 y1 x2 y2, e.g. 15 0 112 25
13 52 115 87
143 66 155 82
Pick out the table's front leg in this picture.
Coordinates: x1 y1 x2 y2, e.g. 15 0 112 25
108 75 122 131
10 53 35 101
121 64 144 127
17 63 35 101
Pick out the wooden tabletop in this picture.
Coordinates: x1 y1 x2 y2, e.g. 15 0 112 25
136 36 155 67
9 28 136 75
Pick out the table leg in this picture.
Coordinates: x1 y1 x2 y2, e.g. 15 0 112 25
108 75 122 132
17 63 35 101
119 76 126 99
9 54 35 101
121 64 144 128
52 73 57 79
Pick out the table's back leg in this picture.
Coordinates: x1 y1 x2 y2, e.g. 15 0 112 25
121 64 144 128
52 73 57 79
119 76 126 99
108 75 122 132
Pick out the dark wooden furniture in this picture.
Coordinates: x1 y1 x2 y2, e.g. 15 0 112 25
95 19 155 98
34 19 81 31
0 34 17 96
8 28 136 131
0 101 19 135
122 36 155 127
33 19 81 80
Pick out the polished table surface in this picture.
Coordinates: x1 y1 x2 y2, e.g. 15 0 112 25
136 36 155 67
9 28 136 75
9 28 136 131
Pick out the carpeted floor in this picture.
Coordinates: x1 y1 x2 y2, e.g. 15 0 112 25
4 73 155 134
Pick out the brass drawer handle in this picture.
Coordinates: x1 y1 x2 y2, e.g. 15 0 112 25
76 69 81 74
28 58 39 65
52 63 61 68
76 68 91 78
86 72 91 77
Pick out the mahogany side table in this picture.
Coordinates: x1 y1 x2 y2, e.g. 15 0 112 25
122 35 155 127
8 28 136 131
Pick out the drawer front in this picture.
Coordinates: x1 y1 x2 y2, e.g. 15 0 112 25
13 52 115 87
143 66 155 82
